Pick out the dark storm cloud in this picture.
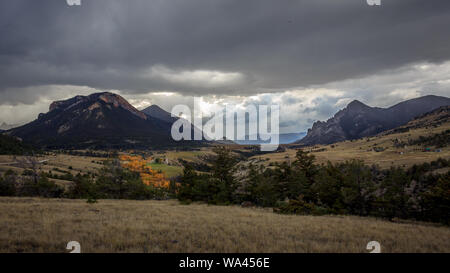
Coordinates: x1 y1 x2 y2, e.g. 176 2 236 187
1 0 450 102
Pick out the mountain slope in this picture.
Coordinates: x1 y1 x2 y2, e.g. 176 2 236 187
0 122 21 131
0 134 36 155
8 92 181 149
142 104 210 142
142 105 177 124
298 95 450 146
381 105 450 135
234 132 306 145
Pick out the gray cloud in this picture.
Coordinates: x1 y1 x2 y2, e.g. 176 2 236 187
1 0 450 102
1 0 450 131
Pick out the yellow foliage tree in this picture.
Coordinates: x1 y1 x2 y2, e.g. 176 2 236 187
119 155 170 188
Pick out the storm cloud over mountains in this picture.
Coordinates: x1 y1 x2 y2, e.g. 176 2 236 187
1 0 450 131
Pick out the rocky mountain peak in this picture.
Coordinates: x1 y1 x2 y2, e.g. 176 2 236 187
142 104 176 123
346 100 371 111
49 92 147 120
297 95 450 146
9 92 180 149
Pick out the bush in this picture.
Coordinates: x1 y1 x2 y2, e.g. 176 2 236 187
18 174 64 198
177 145 449 224
67 174 95 199
177 147 239 205
0 172 16 196
93 161 160 200
22 169 35 176
0 135 37 155
275 196 329 216
419 172 450 225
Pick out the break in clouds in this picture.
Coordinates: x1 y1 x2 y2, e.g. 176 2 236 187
1 0 450 132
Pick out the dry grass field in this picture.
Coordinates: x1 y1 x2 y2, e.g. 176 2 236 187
0 150 208 183
0 154 106 188
0 197 449 253
155 149 215 165
256 121 450 169
0 154 105 175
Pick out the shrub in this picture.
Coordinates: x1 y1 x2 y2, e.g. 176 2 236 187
0 172 16 196
18 174 64 198
275 196 329 216
419 172 450 225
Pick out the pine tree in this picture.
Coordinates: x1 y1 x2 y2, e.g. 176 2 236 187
211 146 238 203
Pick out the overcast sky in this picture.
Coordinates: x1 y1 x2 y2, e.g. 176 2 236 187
1 0 450 132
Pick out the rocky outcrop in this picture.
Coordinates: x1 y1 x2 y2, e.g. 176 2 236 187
298 95 450 146
9 92 178 149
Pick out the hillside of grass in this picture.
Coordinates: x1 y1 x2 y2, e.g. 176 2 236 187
259 114 450 169
148 163 183 178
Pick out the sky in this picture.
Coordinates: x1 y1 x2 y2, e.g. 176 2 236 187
0 0 450 133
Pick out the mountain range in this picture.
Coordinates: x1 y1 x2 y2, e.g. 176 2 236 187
297 95 450 146
381 105 450 136
141 104 178 124
3 92 449 149
7 92 193 149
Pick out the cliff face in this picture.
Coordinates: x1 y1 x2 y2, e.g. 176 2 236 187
298 95 450 146
49 93 147 120
9 92 177 149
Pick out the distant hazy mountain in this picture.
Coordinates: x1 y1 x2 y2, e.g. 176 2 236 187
143 104 308 145
297 95 450 146
9 92 188 149
142 105 178 124
0 122 21 131
234 132 306 145
142 104 208 141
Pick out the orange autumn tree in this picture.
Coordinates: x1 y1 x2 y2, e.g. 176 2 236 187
119 155 170 188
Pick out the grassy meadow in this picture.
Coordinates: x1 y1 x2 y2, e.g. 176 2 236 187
147 163 183 178
257 121 450 169
0 118 448 253
0 197 449 253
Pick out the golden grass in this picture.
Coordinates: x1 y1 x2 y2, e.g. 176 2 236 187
161 149 215 163
0 154 105 181
147 163 184 178
257 122 450 169
0 197 449 253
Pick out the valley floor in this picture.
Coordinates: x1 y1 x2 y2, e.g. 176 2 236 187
0 197 449 253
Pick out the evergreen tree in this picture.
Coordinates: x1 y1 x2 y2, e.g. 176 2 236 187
0 170 16 196
211 146 238 203
339 160 375 216
375 167 411 219
291 150 318 202
420 172 450 224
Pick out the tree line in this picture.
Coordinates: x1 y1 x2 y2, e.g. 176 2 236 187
1 147 448 224
0 159 174 201
177 147 449 225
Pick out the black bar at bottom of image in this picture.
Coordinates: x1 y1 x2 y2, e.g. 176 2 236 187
0 253 445 272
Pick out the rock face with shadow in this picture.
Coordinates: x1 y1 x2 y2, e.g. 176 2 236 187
9 92 181 149
297 95 450 146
